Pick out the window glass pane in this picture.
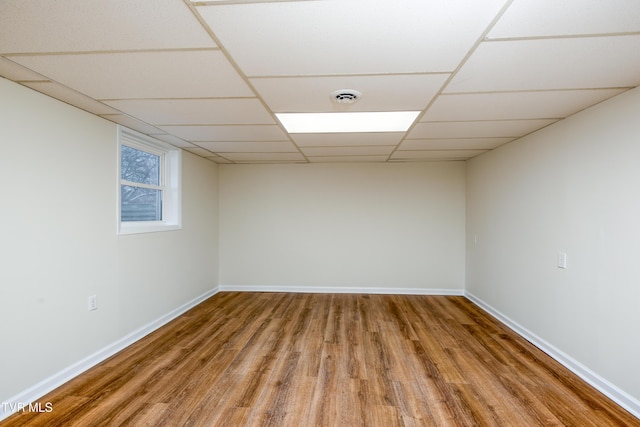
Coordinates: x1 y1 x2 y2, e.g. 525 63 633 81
121 145 160 185
121 185 162 221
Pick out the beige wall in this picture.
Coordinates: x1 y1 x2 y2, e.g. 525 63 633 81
4 71 640 416
0 77 219 403
219 162 466 291
466 86 640 405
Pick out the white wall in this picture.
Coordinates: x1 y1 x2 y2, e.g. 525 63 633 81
0 77 219 406
466 86 640 408
219 162 465 292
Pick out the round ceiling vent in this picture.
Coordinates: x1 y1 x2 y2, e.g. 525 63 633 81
331 89 362 104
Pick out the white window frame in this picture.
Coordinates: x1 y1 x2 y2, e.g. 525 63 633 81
117 126 181 235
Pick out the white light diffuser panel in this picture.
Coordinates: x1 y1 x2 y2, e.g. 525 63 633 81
277 112 420 133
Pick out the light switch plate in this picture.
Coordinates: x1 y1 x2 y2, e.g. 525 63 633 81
558 252 567 269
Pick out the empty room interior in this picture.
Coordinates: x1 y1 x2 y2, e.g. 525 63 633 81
1 0 640 425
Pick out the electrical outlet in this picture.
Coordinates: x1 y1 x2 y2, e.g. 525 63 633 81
88 295 97 311
558 252 567 269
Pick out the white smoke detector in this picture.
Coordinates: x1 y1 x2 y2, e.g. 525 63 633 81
330 89 362 104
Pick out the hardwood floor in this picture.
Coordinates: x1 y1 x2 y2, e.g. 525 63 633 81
2 292 638 426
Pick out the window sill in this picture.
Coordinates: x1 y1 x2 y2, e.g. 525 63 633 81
118 222 181 235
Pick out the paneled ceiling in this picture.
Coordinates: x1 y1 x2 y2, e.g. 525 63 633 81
1 0 639 164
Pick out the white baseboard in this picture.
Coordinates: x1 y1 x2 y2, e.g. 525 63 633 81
0 287 219 422
465 291 640 420
219 284 464 296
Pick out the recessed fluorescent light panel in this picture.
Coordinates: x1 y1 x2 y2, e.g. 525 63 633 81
276 111 420 133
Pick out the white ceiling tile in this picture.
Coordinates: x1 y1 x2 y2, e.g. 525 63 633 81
104 99 274 125
423 89 627 121
184 147 216 157
206 155 234 164
390 150 487 160
100 114 162 134
0 0 215 53
158 125 288 142
447 36 640 92
0 57 47 81
307 156 391 163
147 134 196 148
291 133 405 147
490 0 640 39
222 152 306 162
21 81 121 115
250 74 448 112
9 50 253 99
196 0 506 75
399 138 513 150
301 146 395 157
198 141 298 153
408 120 557 139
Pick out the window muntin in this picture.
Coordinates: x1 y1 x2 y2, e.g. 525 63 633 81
117 127 181 234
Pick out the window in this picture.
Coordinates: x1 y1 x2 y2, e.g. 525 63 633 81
117 126 181 234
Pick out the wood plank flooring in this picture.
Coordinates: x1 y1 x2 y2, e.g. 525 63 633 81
2 292 638 426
